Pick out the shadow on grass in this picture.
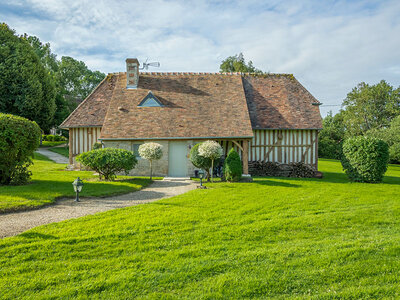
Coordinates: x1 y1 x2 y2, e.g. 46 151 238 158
251 179 301 188
254 171 400 186
19 232 59 240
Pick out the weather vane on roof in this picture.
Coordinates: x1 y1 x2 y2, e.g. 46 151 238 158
139 58 160 70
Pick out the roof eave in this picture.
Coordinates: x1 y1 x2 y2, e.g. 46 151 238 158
99 135 254 141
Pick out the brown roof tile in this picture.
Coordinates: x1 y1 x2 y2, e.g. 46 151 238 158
59 74 116 128
99 73 254 140
60 72 322 136
243 75 322 129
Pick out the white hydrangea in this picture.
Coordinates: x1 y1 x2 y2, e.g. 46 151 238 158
138 142 163 160
198 140 223 160
198 140 223 182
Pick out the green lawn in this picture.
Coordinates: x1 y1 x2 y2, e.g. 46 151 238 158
0 153 153 213
0 159 399 298
48 145 69 157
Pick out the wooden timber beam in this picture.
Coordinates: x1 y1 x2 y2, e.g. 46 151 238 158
69 129 73 165
242 139 249 174
232 140 244 152
301 136 317 162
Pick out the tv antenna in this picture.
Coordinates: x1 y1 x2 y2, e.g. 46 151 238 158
139 58 160 70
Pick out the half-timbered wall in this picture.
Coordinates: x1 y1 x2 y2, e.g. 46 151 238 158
70 127 102 156
249 129 318 168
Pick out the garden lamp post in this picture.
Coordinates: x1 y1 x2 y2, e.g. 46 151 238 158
72 177 84 202
198 170 204 188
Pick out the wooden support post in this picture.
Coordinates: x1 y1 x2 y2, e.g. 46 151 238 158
242 139 249 174
69 128 73 165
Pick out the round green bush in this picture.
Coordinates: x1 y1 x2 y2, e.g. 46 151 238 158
341 136 389 183
190 143 212 178
77 148 137 181
223 148 242 182
93 142 102 150
0 113 41 185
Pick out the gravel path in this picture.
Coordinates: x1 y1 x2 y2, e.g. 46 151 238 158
0 179 196 239
36 148 69 164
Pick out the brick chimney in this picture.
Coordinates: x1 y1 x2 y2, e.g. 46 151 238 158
126 58 139 89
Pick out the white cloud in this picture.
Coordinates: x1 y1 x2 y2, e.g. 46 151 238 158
1 0 400 116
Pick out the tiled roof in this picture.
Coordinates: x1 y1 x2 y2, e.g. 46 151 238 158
59 72 322 136
59 75 116 128
243 75 322 129
99 73 254 139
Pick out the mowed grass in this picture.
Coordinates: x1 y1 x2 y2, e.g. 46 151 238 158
48 145 69 158
0 159 400 298
0 153 152 213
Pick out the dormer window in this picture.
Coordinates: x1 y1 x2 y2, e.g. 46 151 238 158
138 91 163 107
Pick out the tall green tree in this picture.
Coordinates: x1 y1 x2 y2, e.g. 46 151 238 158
318 111 346 159
220 53 263 74
26 35 58 74
366 115 400 163
0 23 56 132
56 56 105 104
26 35 105 127
342 80 400 136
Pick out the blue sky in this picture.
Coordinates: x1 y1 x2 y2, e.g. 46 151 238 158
1 0 400 116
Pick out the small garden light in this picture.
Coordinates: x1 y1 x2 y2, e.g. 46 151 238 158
72 177 84 202
198 170 206 189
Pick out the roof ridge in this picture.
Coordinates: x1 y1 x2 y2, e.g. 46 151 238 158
110 71 295 77
60 74 110 128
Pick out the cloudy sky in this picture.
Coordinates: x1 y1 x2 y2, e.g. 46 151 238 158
1 0 400 116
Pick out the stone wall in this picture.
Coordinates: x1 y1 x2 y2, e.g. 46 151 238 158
103 140 169 176
99 139 220 177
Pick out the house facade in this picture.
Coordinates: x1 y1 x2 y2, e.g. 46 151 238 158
60 58 322 177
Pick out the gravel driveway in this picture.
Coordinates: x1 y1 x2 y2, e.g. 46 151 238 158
0 179 196 239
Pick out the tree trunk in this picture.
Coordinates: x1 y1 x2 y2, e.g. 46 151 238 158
150 160 153 180
211 159 214 182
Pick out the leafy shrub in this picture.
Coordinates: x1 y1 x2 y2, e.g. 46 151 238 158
42 134 67 142
93 142 102 150
198 140 223 182
138 142 163 180
223 148 242 182
0 113 41 185
341 136 389 183
190 143 212 180
77 148 137 181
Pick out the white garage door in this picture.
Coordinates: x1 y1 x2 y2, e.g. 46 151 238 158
168 142 188 177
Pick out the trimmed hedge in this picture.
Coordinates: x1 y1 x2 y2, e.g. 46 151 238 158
341 136 389 183
223 148 242 182
42 134 67 142
77 148 137 181
0 113 41 185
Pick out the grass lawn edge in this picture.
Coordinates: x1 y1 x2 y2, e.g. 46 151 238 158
0 177 163 215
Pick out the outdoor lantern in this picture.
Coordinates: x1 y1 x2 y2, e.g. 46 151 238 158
72 177 84 202
198 170 204 188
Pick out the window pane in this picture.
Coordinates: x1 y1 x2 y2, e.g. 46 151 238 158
141 98 160 107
